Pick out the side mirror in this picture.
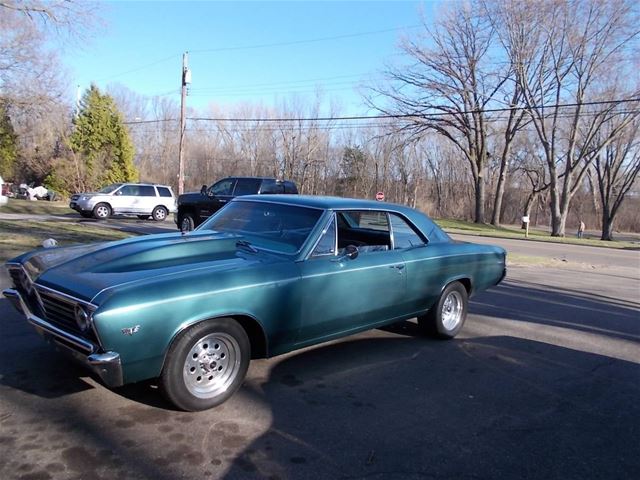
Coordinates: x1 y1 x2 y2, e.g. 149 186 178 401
344 244 359 260
200 185 207 195
332 244 359 262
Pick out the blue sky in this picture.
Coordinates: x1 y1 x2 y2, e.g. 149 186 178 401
64 1 437 116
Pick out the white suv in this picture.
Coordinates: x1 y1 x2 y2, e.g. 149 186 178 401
69 183 177 221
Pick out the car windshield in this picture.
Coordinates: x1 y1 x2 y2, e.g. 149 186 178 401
98 183 122 194
200 201 323 253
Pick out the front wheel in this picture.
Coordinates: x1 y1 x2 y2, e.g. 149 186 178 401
180 213 195 232
93 203 111 220
418 281 468 339
160 318 250 411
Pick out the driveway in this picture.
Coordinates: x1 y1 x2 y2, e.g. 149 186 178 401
1 231 638 479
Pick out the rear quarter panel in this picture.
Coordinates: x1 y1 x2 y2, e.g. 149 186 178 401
401 241 505 316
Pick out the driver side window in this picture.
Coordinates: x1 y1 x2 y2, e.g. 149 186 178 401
210 179 236 196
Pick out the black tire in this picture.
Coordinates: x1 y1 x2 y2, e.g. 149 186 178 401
160 318 250 411
137 215 150 220
180 212 195 232
418 281 468 339
93 203 111 220
152 206 168 222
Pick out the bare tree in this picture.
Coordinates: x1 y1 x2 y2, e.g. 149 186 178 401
492 0 639 236
594 118 640 240
370 1 509 223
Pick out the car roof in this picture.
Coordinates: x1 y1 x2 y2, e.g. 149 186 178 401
234 194 452 244
219 176 294 182
123 183 172 188
237 194 413 213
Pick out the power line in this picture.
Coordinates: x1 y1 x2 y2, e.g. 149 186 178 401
125 110 640 134
188 85 361 98
95 54 181 82
189 25 421 54
186 98 640 122
122 98 640 125
187 73 376 92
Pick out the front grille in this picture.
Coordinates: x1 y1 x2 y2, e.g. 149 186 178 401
36 288 99 344
7 266 100 347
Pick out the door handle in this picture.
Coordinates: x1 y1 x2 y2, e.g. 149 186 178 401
389 264 405 271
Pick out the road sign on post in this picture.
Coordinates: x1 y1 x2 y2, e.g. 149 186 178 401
375 191 385 201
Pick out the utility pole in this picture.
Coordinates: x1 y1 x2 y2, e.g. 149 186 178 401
178 51 191 195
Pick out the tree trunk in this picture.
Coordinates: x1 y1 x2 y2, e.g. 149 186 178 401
474 174 485 224
601 214 614 241
491 164 507 226
491 141 513 226
549 176 564 236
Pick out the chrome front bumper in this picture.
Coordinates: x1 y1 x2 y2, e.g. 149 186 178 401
3 288 124 388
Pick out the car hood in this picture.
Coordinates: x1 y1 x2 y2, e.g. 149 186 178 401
18 231 273 303
178 191 205 204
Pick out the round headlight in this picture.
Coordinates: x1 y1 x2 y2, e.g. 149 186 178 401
74 305 90 332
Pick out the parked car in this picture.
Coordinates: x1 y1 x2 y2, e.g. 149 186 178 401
177 176 298 231
4 196 506 411
69 183 177 221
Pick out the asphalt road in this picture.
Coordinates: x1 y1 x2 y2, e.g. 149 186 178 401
0 219 639 479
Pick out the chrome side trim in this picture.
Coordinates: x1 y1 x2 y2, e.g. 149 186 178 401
35 283 97 310
29 313 96 353
306 213 338 260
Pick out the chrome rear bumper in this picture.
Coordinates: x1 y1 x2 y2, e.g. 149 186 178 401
3 288 123 388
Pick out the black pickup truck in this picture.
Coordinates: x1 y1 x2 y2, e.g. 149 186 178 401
176 176 298 231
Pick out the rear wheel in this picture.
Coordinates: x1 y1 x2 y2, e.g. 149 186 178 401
180 213 195 232
152 206 168 222
418 281 468 339
93 203 111 220
161 318 250 411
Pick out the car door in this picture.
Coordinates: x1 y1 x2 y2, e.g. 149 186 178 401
295 211 407 346
198 178 236 222
110 184 138 214
389 213 453 315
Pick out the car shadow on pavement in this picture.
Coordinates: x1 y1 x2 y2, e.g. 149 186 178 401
470 278 640 342
217 332 640 480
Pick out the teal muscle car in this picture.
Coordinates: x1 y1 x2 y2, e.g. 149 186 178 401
3 196 506 411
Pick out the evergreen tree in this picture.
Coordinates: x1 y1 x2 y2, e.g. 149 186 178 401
0 100 18 181
69 85 138 190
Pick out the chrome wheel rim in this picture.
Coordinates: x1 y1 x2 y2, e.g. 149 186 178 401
95 205 109 218
441 291 463 330
183 333 240 399
155 208 166 220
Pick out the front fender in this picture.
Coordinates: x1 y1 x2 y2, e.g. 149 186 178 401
92 263 300 384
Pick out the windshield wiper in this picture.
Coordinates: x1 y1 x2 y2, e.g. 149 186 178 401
236 240 258 253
